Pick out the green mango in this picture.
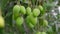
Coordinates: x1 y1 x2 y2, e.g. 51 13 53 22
26 15 37 25
33 8 40 17
20 5 26 15
38 5 45 15
16 17 24 26
13 5 20 14
43 19 48 27
41 32 46 34
36 31 41 34
26 7 32 15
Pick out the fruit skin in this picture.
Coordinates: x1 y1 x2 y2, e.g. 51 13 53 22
26 15 37 25
36 31 41 34
16 17 24 26
26 16 34 28
38 5 44 11
13 13 19 20
38 5 45 15
0 16 5 28
29 15 37 25
26 15 31 24
13 5 20 20
20 6 26 14
28 23 34 28
26 7 32 15
26 15 37 28
41 32 46 34
13 5 20 14
43 19 48 27
16 17 25 34
33 8 40 17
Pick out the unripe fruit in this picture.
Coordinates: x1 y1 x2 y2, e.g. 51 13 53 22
28 23 34 28
26 7 32 15
43 19 48 27
26 16 34 28
36 31 41 34
13 13 19 20
38 5 45 15
13 5 20 14
26 15 37 25
41 32 46 34
16 17 24 26
33 8 40 17
0 16 5 28
26 15 30 23
20 6 26 14
38 5 44 11
29 16 37 25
